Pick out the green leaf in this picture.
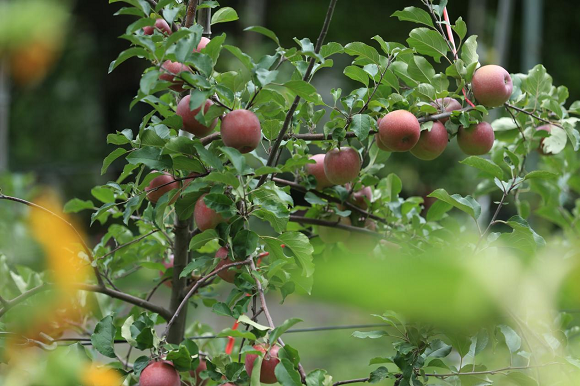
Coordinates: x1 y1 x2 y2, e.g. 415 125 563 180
220 147 253 175
497 325 521 353
461 35 479 65
453 17 467 40
283 80 320 103
407 55 435 83
524 170 559 180
542 125 567 154
320 42 344 58
391 6 434 28
352 330 388 339
64 198 94 213
250 355 263 386
211 7 239 25
427 188 481 220
91 315 117 358
189 229 218 251
126 147 172 169
425 339 452 358
233 229 259 258
223 45 255 71
344 42 380 64
350 114 372 141
217 328 256 340
343 66 369 86
275 358 302 386
108 47 148 73
269 318 303 344
238 314 271 331
204 193 236 217
460 156 504 180
522 64 553 101
496 215 546 253
244 25 280 46
368 367 389 383
407 28 449 63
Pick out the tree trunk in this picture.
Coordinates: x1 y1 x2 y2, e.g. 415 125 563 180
166 218 191 344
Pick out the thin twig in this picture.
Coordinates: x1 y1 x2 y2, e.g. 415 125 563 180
163 258 252 337
505 103 564 129
333 377 370 386
289 215 382 237
257 0 338 187
98 230 159 261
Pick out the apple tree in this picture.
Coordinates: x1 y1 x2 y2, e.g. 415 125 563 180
2 0 580 385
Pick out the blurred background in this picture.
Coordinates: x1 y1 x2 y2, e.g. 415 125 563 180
2 0 580 382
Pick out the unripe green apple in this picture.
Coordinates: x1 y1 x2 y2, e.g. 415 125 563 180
344 219 377 254
194 193 224 231
410 121 448 160
431 97 462 123
177 96 217 137
140 361 181 386
471 65 513 107
535 124 554 155
324 147 361 185
143 19 172 35
215 247 237 283
305 154 333 189
159 60 192 92
145 172 180 204
221 110 262 153
457 122 495 155
318 215 351 243
378 110 421 152
244 344 280 384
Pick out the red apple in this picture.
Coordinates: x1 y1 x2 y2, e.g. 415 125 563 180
431 97 462 123
177 96 217 137
145 172 180 204
244 344 280 384
457 121 495 155
535 124 554 155
189 359 208 386
143 19 172 35
215 247 237 283
324 147 361 185
318 215 351 244
306 154 333 189
471 65 513 107
140 361 181 386
195 37 210 52
345 184 372 210
159 60 192 92
220 110 262 153
194 193 224 231
410 121 448 160
378 110 421 152
159 256 175 288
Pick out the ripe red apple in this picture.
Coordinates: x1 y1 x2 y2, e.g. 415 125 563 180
324 147 361 185
471 65 513 107
143 19 172 35
177 96 217 137
194 37 210 52
410 121 448 160
145 172 180 204
194 193 224 231
140 361 181 386
306 154 333 189
318 215 351 244
188 359 208 386
535 125 554 155
457 121 495 155
378 110 421 152
159 60 192 92
244 344 280 384
220 110 262 153
431 97 462 123
215 247 237 283
345 184 372 210
160 256 175 288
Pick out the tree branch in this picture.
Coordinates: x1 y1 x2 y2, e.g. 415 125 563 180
163 258 252 338
273 177 388 225
0 283 172 320
98 229 160 261
0 194 105 287
333 378 370 386
505 102 563 129
257 0 338 187
289 215 382 237
184 0 199 28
